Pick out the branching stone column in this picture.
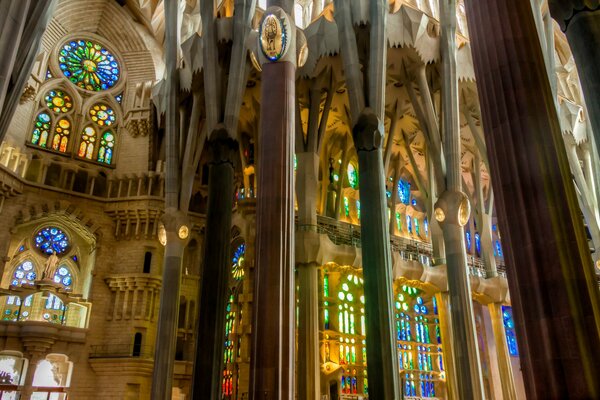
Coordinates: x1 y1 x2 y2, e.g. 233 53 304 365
192 129 237 400
436 1 485 398
465 0 600 397
352 110 400 400
249 6 297 399
151 0 189 397
549 1 600 154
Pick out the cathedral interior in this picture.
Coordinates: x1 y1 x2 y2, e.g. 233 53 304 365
0 0 599 399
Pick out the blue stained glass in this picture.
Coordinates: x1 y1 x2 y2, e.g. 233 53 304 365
502 306 519 356
397 179 411 204
466 231 472 251
34 227 70 255
58 40 120 91
411 199 417 206
475 232 481 254
53 265 73 288
12 260 36 286
495 240 503 257
407 215 412 233
232 243 245 280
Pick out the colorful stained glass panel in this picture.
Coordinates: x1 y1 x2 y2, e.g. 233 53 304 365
34 227 70 255
44 90 73 113
59 40 120 91
89 103 116 126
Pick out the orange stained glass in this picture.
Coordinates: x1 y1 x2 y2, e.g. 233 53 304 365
52 118 71 152
78 126 96 159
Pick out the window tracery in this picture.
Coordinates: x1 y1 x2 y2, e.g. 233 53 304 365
28 37 122 166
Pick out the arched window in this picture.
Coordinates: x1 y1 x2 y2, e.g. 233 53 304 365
31 112 51 147
53 265 73 289
51 118 71 153
502 306 518 356
78 126 96 159
98 131 115 164
28 38 122 167
347 163 358 189
30 90 73 151
11 260 37 286
397 179 411 204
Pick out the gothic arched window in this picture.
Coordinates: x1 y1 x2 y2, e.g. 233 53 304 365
11 260 37 286
30 90 74 151
231 243 245 281
28 38 122 166
97 131 115 165
53 265 73 289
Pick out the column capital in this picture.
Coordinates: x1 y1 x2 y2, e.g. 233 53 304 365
351 108 384 151
548 0 600 30
208 126 238 166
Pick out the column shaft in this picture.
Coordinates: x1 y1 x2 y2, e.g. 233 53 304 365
249 61 295 399
297 262 321 400
465 1 600 397
435 292 458 400
151 237 184 399
353 113 400 399
191 135 236 400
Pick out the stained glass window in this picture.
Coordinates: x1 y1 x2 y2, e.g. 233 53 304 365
347 163 358 189
231 244 245 280
53 265 73 288
31 112 51 147
44 90 73 113
89 103 115 127
11 260 37 286
51 118 71 152
98 131 115 164
58 40 120 91
356 201 361 220
407 215 412 234
34 227 70 255
475 232 481 255
344 197 350 217
424 218 429 237
398 179 411 204
78 126 96 159
115 93 123 104
465 231 472 251
502 306 518 356
396 212 402 232
495 240 503 257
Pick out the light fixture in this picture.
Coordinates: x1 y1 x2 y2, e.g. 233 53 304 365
158 223 167 246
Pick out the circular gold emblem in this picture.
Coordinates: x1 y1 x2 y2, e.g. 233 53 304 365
260 14 288 61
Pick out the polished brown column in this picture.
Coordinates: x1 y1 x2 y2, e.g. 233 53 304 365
465 1 600 398
249 59 296 399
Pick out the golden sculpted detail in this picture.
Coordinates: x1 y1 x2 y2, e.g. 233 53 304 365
260 13 288 61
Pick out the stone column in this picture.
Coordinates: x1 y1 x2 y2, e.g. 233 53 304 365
151 0 188 397
352 110 400 400
488 303 517 400
549 2 600 154
295 152 321 399
249 7 296 398
437 1 485 398
191 130 237 400
19 352 43 400
465 1 600 398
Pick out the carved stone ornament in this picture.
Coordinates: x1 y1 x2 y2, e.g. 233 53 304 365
259 11 289 62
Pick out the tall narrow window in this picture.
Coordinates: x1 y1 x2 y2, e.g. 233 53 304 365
31 112 51 147
52 118 71 152
143 251 152 273
133 333 143 357
98 131 115 164
78 126 96 159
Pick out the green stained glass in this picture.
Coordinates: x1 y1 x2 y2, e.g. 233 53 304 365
347 163 358 188
98 131 115 164
324 273 329 297
31 112 51 147
344 197 350 216
59 40 120 91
